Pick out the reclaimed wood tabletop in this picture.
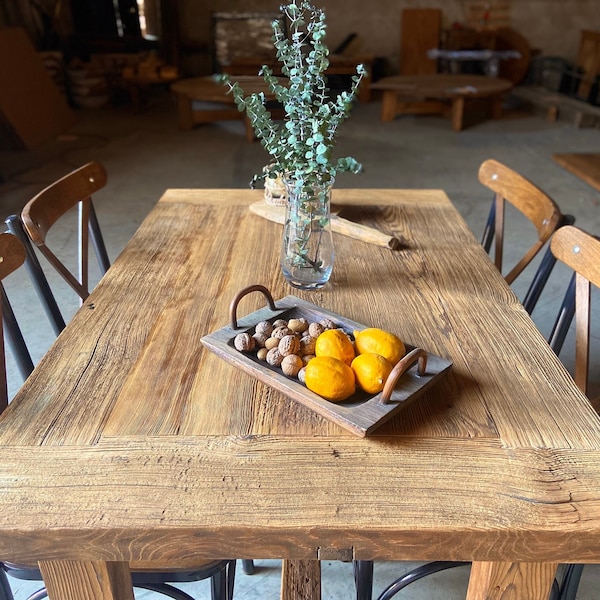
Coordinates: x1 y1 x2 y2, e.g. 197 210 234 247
0 189 599 600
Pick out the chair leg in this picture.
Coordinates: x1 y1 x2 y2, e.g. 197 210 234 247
0 570 14 600
377 561 470 600
211 560 236 600
241 559 255 575
556 564 584 600
353 560 374 600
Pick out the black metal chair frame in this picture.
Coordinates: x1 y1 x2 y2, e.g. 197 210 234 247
1 560 237 600
481 198 576 315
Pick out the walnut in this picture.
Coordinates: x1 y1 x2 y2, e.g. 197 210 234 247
273 319 288 328
272 325 292 339
252 332 268 348
266 347 284 367
299 335 316 356
255 320 273 337
308 322 324 338
281 354 303 377
301 354 315 366
287 318 308 334
320 318 336 330
297 366 307 384
264 336 280 350
234 332 255 352
279 334 301 356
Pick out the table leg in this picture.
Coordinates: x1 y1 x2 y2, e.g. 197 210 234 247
466 561 557 600
175 94 194 131
451 96 465 132
380 91 398 121
40 560 134 600
490 94 504 120
358 70 372 103
280 559 321 600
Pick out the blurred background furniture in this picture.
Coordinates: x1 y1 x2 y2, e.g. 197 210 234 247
170 75 278 142
213 11 373 102
371 73 512 131
552 153 600 193
399 8 441 75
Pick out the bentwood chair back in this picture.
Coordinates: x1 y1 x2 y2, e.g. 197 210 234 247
19 161 111 303
479 158 575 315
549 225 600 401
547 226 600 600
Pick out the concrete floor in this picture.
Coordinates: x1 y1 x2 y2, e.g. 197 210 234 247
1 88 600 599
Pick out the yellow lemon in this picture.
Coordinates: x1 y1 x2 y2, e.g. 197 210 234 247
305 356 356 402
351 353 393 394
315 328 356 366
353 327 405 365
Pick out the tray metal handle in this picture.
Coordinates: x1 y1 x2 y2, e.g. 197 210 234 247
229 284 278 330
380 348 428 404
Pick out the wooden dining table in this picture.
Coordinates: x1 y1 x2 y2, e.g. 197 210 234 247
0 188 599 600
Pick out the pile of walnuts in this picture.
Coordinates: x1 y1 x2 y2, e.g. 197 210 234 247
233 316 338 382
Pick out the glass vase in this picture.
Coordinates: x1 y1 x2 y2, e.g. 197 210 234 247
280 175 335 290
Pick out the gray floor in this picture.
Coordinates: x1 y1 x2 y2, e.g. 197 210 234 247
1 88 600 599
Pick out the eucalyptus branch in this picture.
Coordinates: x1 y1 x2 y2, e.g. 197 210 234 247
218 0 366 187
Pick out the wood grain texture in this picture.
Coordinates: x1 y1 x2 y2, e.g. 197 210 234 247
39 561 133 600
0 189 598 600
281 560 321 600
552 153 600 193
478 158 562 284
200 295 452 436
467 562 557 600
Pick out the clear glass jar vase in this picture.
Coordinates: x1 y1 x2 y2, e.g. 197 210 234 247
280 175 335 290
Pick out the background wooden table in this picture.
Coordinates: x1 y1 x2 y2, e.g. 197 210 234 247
371 74 513 131
553 152 600 192
0 189 598 600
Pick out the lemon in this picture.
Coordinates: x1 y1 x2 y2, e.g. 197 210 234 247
315 328 355 366
353 327 405 365
351 353 393 394
305 356 356 402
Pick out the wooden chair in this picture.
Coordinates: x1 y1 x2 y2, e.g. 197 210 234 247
0 183 239 600
18 161 111 304
549 225 600 401
479 158 575 314
547 225 600 600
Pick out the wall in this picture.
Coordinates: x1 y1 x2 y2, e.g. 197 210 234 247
177 0 600 75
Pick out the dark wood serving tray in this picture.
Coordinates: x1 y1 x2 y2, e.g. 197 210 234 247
201 285 452 437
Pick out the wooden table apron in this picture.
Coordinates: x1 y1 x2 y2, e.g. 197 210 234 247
0 189 599 600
